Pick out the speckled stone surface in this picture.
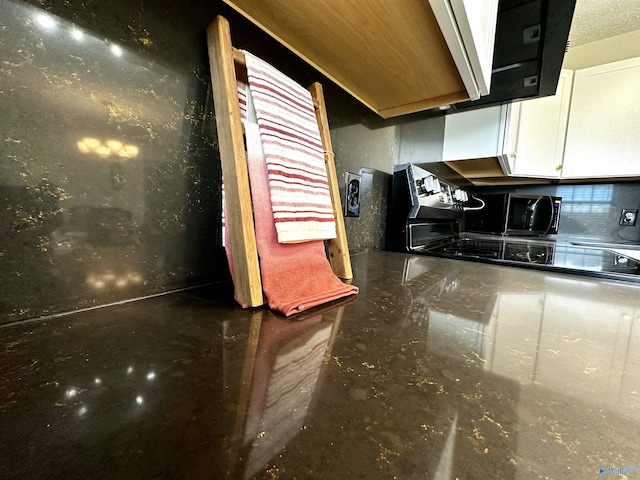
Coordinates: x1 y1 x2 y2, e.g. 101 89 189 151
2 250 640 479
0 0 230 323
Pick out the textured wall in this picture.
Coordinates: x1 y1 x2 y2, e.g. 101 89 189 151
328 118 394 253
396 115 446 165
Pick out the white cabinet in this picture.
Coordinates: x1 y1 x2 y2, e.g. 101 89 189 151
442 103 512 170
430 0 499 98
561 57 640 178
506 69 574 178
444 58 640 181
442 70 574 179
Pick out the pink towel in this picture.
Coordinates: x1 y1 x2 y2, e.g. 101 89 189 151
242 51 337 244
233 122 357 316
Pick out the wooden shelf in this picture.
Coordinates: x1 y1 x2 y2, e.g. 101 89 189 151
444 158 505 179
222 0 471 118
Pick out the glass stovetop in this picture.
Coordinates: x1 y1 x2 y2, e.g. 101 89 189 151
422 236 640 279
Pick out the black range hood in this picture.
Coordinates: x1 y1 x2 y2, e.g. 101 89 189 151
451 0 576 111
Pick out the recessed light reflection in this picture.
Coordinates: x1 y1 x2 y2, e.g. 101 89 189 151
77 137 139 160
70 28 84 41
146 371 156 381
77 405 88 416
94 377 102 385
96 145 111 158
66 388 77 398
127 366 134 375
110 44 123 57
35 12 57 30
136 395 144 405
118 144 139 158
87 271 144 290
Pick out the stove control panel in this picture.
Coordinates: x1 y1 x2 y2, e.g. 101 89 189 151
389 163 470 251
410 165 469 211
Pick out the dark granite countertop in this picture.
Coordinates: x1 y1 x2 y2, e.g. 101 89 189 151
2 250 640 479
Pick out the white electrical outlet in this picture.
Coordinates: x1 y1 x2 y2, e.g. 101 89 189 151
620 209 638 226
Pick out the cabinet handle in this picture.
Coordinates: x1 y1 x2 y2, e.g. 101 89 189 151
510 153 516 158
555 164 563 171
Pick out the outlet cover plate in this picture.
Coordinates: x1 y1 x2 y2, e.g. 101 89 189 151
620 209 638 226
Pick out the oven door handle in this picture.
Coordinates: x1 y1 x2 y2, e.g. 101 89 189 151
544 196 555 234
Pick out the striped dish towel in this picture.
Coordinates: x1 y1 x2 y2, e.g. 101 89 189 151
235 121 357 316
237 77 248 121
241 51 337 244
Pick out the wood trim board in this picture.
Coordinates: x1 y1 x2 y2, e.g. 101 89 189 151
222 0 470 118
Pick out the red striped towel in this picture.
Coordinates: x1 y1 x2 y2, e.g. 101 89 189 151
237 78 248 121
232 121 357 316
241 51 337 244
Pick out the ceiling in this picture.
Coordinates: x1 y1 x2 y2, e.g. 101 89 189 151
569 0 640 47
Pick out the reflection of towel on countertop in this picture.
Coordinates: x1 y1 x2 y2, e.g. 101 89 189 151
228 122 357 316
242 50 337 244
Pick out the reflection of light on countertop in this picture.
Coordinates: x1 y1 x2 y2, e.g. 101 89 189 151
77 137 139 159
110 44 123 58
86 272 144 290
56 365 159 416
543 276 600 289
70 27 84 41
34 12 57 31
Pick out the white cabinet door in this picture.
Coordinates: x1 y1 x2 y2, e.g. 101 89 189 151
508 69 574 178
443 104 508 160
562 57 640 178
429 0 499 99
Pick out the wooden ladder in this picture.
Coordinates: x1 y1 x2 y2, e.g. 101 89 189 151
206 16 352 308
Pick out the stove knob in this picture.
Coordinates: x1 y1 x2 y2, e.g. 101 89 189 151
453 189 467 202
425 175 435 193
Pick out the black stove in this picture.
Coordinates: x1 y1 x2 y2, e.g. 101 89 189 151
429 237 553 264
423 236 640 280
388 164 640 283
443 242 501 259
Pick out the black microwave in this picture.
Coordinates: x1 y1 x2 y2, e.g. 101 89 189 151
464 194 561 236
